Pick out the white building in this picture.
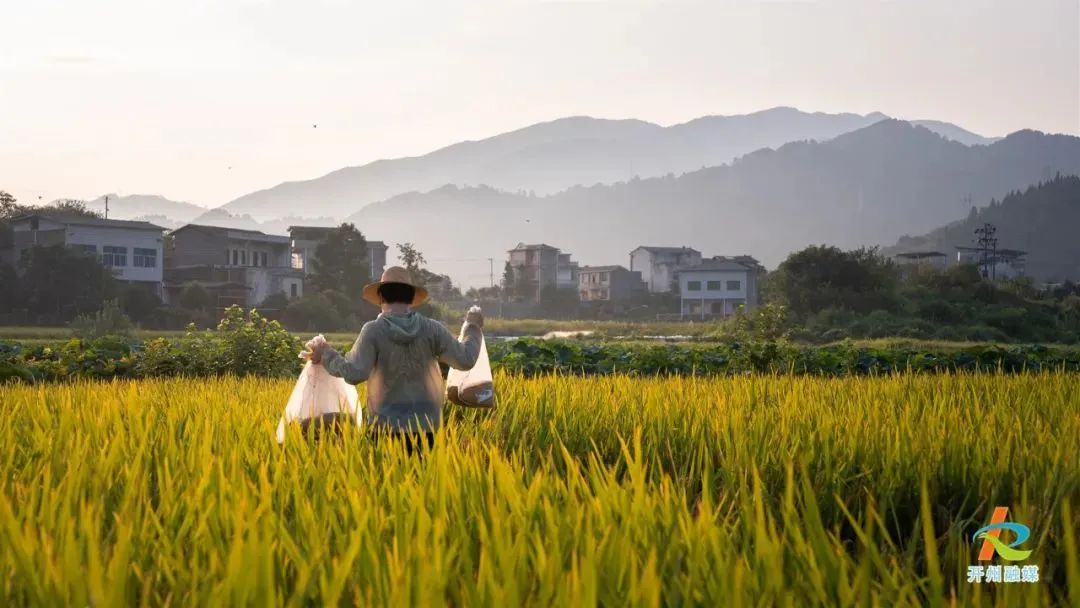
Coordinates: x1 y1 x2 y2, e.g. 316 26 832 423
9 214 166 295
676 257 762 319
629 246 702 293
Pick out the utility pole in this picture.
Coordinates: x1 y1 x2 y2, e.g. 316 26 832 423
487 257 494 288
104 195 109 219
974 223 998 280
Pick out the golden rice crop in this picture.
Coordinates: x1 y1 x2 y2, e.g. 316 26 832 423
0 373 1077 606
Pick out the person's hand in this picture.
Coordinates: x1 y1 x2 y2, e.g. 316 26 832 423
301 334 328 364
465 305 483 328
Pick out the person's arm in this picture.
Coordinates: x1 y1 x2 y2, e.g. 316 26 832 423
320 323 377 384
433 314 482 371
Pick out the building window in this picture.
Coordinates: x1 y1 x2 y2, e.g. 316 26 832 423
241 250 248 266
291 252 304 270
290 283 298 298
231 250 239 265
706 280 722 290
102 246 127 267
71 244 97 257
726 280 741 290
133 248 157 268
261 252 268 267
602 272 610 283
687 280 701 291
711 301 725 314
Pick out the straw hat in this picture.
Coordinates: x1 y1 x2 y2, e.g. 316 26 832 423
362 266 429 307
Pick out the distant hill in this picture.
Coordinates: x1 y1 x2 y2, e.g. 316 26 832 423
218 108 995 220
84 194 206 223
344 121 1080 288
889 175 1080 281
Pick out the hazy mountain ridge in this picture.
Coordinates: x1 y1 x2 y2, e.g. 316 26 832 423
83 194 207 223
887 175 1080 281
345 121 1080 288
218 108 996 220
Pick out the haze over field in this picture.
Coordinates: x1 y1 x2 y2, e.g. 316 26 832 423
3 0 1077 207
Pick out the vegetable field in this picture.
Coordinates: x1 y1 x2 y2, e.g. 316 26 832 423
1 373 1078 606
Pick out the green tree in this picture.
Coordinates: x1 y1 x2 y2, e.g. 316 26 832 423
766 245 899 319
179 283 213 312
120 284 162 325
311 223 370 302
501 261 515 296
42 199 101 219
396 242 426 275
19 245 117 320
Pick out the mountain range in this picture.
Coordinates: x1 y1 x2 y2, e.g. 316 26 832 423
216 107 997 221
343 121 1080 287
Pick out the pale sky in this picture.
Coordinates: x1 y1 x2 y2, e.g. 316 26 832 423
2 0 1078 209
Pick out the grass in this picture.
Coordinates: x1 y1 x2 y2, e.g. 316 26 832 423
1 372 1077 605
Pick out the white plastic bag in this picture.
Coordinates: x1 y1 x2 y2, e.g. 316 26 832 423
446 325 495 408
276 361 360 444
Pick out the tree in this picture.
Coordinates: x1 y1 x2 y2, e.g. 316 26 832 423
501 261 515 296
0 264 19 312
0 191 20 220
310 223 370 302
42 199 101 219
120 284 162 325
396 242 426 274
766 245 899 318
179 283 213 311
19 245 117 320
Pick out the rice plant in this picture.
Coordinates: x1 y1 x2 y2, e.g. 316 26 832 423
0 372 1077 606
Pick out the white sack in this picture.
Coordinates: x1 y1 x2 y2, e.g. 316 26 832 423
446 326 495 408
276 361 360 444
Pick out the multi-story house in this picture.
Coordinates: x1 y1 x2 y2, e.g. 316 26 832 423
629 246 702 293
506 243 562 302
556 252 581 290
676 256 763 319
578 266 647 303
7 214 166 296
166 224 304 307
288 226 389 282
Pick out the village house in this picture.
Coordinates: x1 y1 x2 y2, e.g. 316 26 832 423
7 214 166 296
578 265 647 304
556 252 581 290
507 240 565 302
676 256 763 319
629 246 702 293
893 251 948 272
288 226 389 283
165 224 304 308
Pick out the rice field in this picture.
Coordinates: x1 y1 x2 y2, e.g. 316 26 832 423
1 373 1078 606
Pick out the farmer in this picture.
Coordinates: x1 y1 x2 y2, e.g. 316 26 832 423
304 266 483 453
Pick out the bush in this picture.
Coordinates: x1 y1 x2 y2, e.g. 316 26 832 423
70 299 134 340
282 294 345 331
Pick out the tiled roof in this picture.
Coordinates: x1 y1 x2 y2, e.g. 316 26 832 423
11 214 166 231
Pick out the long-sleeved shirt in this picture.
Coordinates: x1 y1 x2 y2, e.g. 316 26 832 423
321 311 482 432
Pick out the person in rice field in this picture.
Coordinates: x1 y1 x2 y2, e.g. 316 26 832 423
304 266 483 453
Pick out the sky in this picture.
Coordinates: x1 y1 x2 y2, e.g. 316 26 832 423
1 0 1078 209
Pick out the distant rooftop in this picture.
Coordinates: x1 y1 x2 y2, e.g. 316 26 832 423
632 245 700 255
508 242 560 252
12 213 166 231
895 251 946 258
580 265 627 272
171 223 290 244
678 258 757 273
